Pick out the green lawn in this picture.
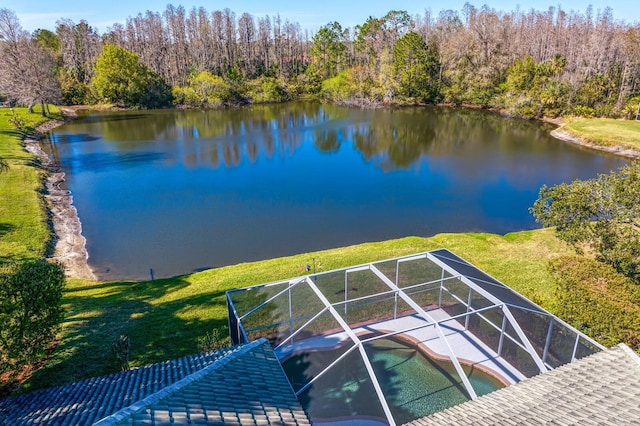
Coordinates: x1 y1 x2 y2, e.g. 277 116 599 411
20 228 572 393
0 107 60 263
562 118 640 150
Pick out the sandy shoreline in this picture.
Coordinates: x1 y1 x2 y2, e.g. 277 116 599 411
25 114 96 280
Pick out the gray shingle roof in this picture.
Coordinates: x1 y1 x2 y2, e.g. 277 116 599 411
0 339 309 426
404 343 640 426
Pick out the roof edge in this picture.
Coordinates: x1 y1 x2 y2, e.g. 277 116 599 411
93 338 269 426
617 342 640 367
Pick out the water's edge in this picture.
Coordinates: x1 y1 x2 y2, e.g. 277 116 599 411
26 115 96 280
550 128 640 159
30 106 638 282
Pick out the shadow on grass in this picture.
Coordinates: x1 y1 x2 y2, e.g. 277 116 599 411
0 223 15 239
0 126 39 139
0 153 41 168
19 276 230 394
0 129 26 138
0 253 33 267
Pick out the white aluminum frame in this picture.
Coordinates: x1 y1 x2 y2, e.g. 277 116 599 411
226 249 605 425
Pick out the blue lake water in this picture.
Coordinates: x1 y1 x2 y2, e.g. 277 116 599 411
42 102 627 280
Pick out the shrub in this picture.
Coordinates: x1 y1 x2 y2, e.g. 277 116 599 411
0 261 65 378
58 71 91 105
321 70 350 101
111 335 130 371
7 108 26 130
549 255 640 351
571 105 596 118
320 68 378 103
246 76 290 103
621 96 640 120
92 45 172 108
198 327 229 352
172 71 233 107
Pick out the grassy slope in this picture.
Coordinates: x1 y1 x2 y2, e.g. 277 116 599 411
22 228 571 393
562 118 640 150
0 107 57 263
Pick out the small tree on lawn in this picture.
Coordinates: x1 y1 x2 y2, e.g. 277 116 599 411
0 9 61 115
531 163 640 281
0 260 65 383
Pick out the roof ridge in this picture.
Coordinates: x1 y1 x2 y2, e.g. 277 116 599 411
92 338 268 426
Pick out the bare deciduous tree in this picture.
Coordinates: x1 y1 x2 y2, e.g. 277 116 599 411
0 8 61 115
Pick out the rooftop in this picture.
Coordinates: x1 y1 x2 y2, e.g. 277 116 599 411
0 339 309 426
406 343 640 425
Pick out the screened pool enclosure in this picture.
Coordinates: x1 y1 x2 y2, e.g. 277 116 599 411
226 249 604 425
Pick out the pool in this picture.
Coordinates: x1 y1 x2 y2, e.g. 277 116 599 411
281 337 505 425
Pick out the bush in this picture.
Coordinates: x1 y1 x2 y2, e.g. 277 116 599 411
8 108 26 130
172 71 234 107
571 105 596 118
246 76 290 103
503 95 541 119
550 255 640 351
111 335 130 371
621 96 640 120
320 68 378 103
296 67 323 95
198 326 229 352
321 70 350 101
58 71 91 106
0 261 65 379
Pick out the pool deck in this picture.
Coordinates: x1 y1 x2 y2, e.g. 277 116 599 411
275 308 526 385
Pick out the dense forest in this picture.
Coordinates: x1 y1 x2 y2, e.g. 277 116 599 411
1 4 640 119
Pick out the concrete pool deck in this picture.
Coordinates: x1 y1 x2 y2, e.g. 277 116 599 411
274 308 526 385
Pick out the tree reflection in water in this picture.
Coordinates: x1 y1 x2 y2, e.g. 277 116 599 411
42 102 628 280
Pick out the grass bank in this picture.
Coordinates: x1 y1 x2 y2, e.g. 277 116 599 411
0 106 61 263
21 228 572 393
557 118 640 157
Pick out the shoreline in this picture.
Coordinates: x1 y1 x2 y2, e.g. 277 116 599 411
25 113 96 280
550 127 640 159
26 105 639 283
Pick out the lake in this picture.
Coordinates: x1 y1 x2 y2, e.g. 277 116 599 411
42 102 627 280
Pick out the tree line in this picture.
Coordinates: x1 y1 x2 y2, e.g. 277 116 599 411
1 4 640 118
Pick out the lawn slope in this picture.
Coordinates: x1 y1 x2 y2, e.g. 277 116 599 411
21 228 571 393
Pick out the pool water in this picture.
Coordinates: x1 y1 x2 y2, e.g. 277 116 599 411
281 337 504 424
